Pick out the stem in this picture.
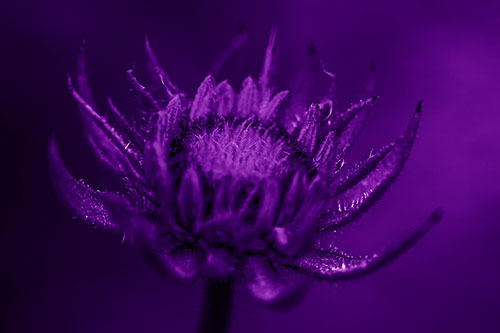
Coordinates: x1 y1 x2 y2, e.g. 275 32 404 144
197 279 234 333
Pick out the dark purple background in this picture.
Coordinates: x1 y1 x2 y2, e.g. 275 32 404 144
3 0 500 332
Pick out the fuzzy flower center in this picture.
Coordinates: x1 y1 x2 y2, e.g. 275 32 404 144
189 122 291 180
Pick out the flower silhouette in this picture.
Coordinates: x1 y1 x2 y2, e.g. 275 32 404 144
49 31 442 311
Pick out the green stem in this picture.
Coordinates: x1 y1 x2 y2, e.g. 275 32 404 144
197 279 234 333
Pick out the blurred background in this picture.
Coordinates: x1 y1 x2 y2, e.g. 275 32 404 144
2 0 500 332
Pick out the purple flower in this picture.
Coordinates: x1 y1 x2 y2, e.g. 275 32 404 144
49 32 442 308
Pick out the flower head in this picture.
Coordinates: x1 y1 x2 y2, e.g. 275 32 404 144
50 32 442 307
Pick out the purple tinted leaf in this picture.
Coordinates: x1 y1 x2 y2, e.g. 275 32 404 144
318 103 422 232
190 75 216 119
237 76 259 118
295 208 443 280
244 256 309 308
48 140 120 230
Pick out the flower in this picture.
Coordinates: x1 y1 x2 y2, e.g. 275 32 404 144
49 32 443 307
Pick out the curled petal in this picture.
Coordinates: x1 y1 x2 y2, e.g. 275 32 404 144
237 76 259 117
294 208 443 280
49 140 120 230
319 102 422 232
190 74 216 119
244 256 309 308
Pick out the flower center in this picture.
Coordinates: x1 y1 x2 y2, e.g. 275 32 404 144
189 121 291 181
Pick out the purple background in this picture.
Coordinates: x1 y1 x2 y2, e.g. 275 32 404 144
3 0 500 332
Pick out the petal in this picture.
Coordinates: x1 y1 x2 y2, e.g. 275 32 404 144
158 245 203 279
297 103 320 153
258 28 277 94
177 167 204 230
294 208 443 280
209 28 248 75
49 140 120 230
145 36 180 98
259 90 289 122
126 69 160 112
318 103 421 232
190 74 216 119
214 80 235 116
276 171 307 226
237 76 259 117
67 75 142 179
244 256 309 308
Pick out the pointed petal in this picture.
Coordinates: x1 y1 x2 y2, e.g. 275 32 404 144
190 75 216 119
209 28 248 75
319 103 422 231
106 97 145 147
259 28 277 94
67 76 142 178
297 103 320 153
126 69 160 112
313 130 336 169
75 42 96 108
273 177 325 257
276 171 307 226
237 76 259 117
145 37 180 97
245 256 309 308
256 179 279 229
49 140 119 230
177 167 204 230
294 208 443 280
214 80 235 116
259 90 289 122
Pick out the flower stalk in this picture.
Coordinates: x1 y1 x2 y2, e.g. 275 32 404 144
197 279 234 333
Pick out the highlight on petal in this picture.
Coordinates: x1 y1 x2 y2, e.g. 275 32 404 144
244 256 309 308
49 139 119 230
190 74 216 119
156 242 204 279
294 208 443 280
318 102 422 232
68 75 143 179
145 36 180 97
